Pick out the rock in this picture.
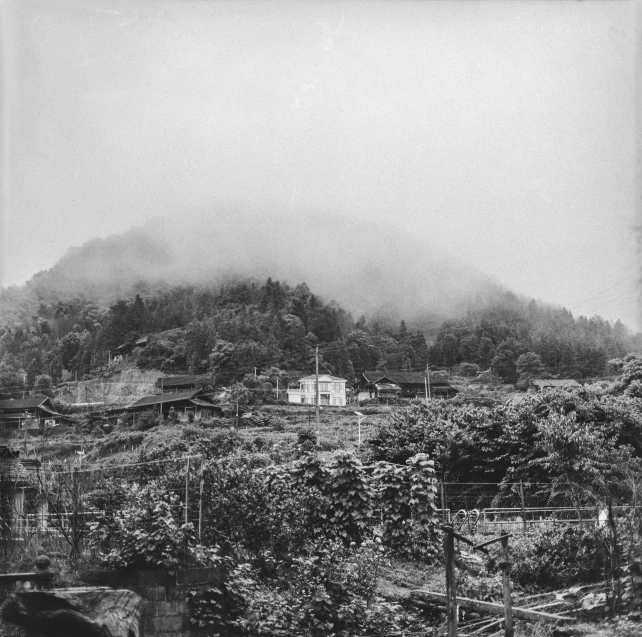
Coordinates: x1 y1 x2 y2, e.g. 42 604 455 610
2 586 144 637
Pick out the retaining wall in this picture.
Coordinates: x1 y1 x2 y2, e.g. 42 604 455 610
93 567 224 637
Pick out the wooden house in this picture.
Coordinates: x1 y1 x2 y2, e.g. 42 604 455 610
127 390 223 421
531 379 581 391
0 395 71 430
356 370 458 401
108 336 148 364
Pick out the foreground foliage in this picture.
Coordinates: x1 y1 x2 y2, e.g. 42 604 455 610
188 540 429 637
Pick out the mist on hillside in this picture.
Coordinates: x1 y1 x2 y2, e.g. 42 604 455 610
5 208 505 327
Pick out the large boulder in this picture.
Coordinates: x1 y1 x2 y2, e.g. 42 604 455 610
2 586 144 637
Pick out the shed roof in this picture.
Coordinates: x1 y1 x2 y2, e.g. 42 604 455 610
362 371 451 386
129 390 215 409
0 395 50 410
532 379 581 389
156 374 214 389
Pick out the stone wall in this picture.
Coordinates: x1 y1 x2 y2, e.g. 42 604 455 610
93 567 224 637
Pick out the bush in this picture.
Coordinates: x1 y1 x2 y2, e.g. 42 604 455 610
506 525 608 590
188 540 424 637
296 427 316 454
88 482 215 570
135 410 160 431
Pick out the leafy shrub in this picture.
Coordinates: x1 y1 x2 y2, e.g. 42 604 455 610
506 525 608 590
135 410 160 431
373 454 438 560
88 482 214 570
316 437 341 452
296 428 316 454
188 540 423 637
196 450 439 567
326 452 374 545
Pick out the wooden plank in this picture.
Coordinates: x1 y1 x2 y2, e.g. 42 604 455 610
442 525 490 555
474 534 513 551
410 591 574 624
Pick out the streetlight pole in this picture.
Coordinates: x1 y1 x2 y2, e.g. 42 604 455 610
354 411 367 447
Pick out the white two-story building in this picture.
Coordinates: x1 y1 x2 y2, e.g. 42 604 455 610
287 374 347 406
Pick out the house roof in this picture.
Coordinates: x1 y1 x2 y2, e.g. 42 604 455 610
0 395 50 410
532 379 581 389
190 399 222 408
374 382 401 391
362 371 451 386
155 374 214 389
111 335 148 354
129 390 215 409
298 374 346 382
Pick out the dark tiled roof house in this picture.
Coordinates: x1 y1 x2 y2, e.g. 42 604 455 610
356 370 458 400
128 390 223 421
0 395 71 430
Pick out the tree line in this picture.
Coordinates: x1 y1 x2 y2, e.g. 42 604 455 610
0 279 640 398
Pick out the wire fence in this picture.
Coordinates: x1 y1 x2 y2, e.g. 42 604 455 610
0 457 632 562
438 481 628 534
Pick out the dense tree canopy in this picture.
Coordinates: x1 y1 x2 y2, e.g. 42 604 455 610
0 278 640 397
429 292 641 379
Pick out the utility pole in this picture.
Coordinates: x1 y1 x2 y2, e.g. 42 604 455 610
315 346 320 445
159 375 164 423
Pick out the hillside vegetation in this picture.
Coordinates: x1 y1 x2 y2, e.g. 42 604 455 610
1 277 641 399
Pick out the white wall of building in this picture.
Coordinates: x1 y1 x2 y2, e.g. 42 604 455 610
287 374 347 406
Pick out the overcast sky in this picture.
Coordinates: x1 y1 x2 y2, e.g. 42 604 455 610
2 0 641 328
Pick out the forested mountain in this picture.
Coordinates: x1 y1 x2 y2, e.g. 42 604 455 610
0 212 505 328
429 292 642 382
0 274 640 399
0 279 431 396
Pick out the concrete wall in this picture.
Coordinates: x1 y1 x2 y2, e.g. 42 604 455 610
93 567 224 637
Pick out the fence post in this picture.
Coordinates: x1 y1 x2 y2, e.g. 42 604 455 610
519 481 526 533
444 526 457 637
441 480 447 523
500 534 514 637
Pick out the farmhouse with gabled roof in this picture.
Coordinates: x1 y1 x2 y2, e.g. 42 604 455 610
356 370 458 401
128 389 223 421
0 395 71 430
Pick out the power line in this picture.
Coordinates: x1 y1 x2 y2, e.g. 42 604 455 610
566 272 638 312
